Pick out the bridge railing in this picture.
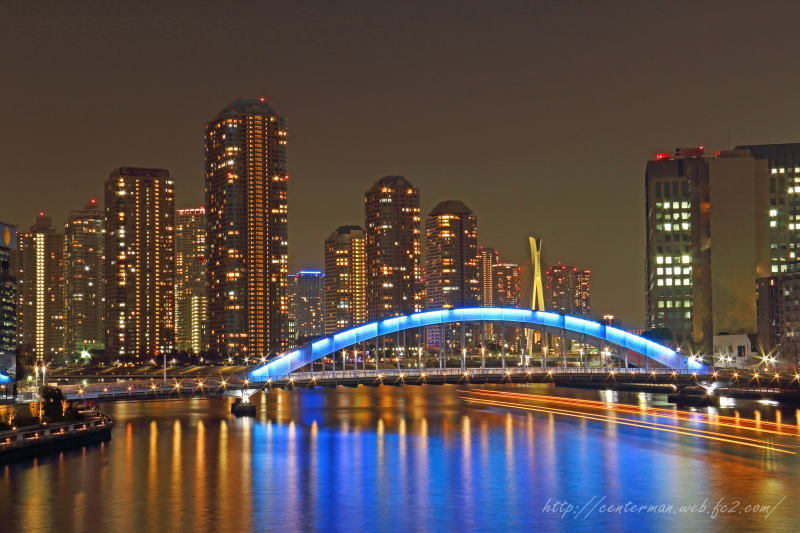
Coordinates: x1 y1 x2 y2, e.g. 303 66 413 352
279 366 703 382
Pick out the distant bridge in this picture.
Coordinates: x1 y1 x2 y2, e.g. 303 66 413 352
250 307 706 382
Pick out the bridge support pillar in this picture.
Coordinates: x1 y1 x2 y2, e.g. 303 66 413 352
501 325 506 370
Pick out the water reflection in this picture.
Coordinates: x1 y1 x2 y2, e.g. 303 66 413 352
0 385 798 533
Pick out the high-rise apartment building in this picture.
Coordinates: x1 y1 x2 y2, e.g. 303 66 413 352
736 143 800 273
424 201 480 311
205 98 289 356
64 199 104 356
545 263 591 316
175 207 207 354
16 213 65 361
492 263 521 308
289 271 325 340
364 176 421 321
0 222 17 356
424 201 480 349
478 246 499 306
645 147 770 349
104 167 175 359
324 225 367 334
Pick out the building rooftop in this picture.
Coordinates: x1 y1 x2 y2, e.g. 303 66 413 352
369 175 415 190
429 200 473 216
110 167 170 179
327 225 364 241
215 98 279 118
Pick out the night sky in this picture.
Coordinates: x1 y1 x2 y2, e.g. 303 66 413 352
3 0 800 328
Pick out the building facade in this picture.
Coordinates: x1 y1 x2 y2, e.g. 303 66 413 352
492 263 521 308
757 273 800 365
545 263 591 316
645 147 770 349
0 223 17 356
364 176 421 321
175 207 208 354
64 199 104 357
736 143 800 274
16 213 65 362
424 201 480 349
324 225 367 334
205 98 289 357
289 271 325 340
478 246 499 306
424 201 480 311
104 167 175 359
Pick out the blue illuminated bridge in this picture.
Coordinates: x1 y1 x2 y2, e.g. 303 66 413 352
249 307 707 382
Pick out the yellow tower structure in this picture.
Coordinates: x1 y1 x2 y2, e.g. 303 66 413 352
529 237 545 311
527 236 545 361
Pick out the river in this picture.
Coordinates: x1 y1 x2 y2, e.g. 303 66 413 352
0 384 797 532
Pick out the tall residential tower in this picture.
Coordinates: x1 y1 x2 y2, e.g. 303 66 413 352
424 201 480 310
545 263 591 317
64 199 104 356
288 271 325 340
324 225 367 334
364 176 421 321
175 207 208 354
104 167 175 359
205 99 289 357
16 213 65 361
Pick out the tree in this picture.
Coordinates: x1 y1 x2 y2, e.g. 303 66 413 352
39 385 65 420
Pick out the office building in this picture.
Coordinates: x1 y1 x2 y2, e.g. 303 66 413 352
64 199 104 356
324 225 367 334
545 263 591 316
16 213 65 361
205 98 289 356
175 207 208 354
365 176 421 320
757 273 800 365
645 147 770 349
289 271 325 340
104 167 175 359
736 143 800 273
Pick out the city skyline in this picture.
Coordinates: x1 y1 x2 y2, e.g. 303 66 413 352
10 3 800 328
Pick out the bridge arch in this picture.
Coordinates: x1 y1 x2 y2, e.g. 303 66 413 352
249 308 704 381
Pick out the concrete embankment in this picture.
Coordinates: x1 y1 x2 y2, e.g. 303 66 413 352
0 413 114 463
